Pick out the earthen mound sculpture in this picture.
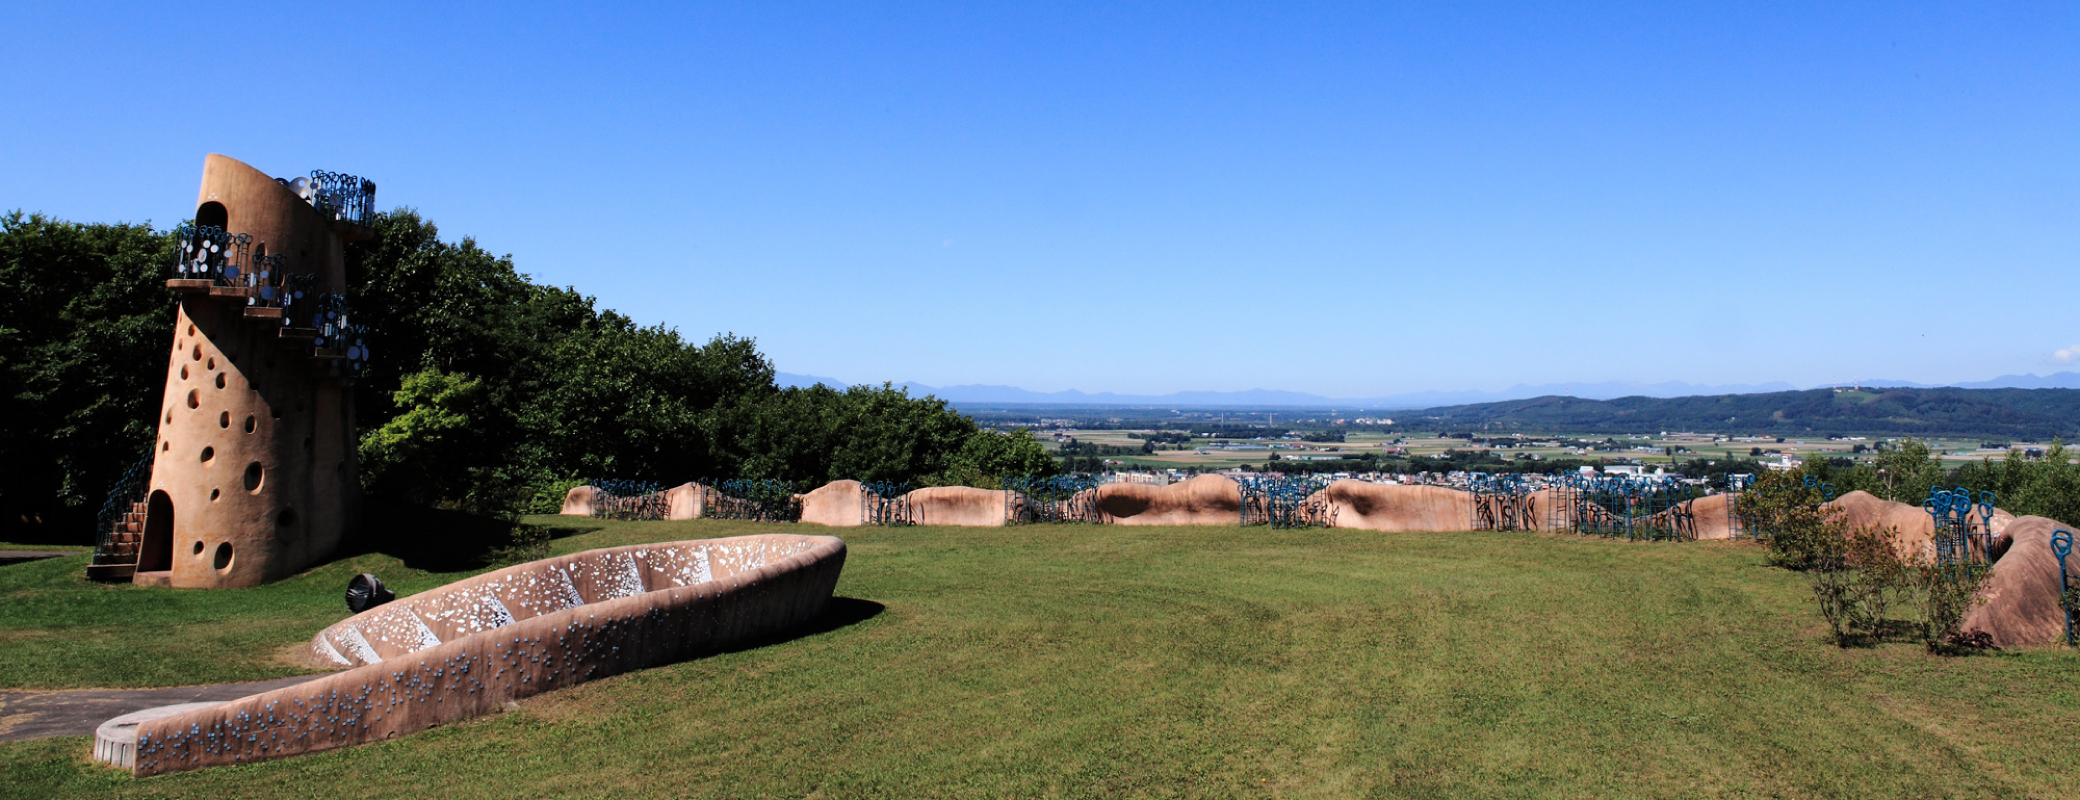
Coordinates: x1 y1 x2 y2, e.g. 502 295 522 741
1823 490 2016 560
902 486 1010 527
1089 474 1242 526
1312 481 1475 532
128 534 845 776
1957 516 2077 648
798 480 868 527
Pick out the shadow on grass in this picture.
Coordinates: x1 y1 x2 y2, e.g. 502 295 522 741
350 499 589 573
721 597 886 655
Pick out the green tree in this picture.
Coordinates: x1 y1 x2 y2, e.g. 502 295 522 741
0 213 175 541
359 369 514 513
1873 438 1944 504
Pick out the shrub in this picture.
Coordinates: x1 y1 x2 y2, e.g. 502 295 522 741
1909 559 1991 654
1742 470 1837 569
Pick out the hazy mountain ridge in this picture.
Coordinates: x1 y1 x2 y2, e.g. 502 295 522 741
1405 387 2080 440
774 372 2080 408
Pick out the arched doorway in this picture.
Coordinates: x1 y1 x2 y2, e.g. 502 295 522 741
138 491 174 573
195 201 227 230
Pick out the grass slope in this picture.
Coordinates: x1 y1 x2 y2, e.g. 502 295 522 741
4 519 2079 799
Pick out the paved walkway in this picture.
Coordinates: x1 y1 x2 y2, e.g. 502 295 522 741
0 674 331 742
0 550 84 566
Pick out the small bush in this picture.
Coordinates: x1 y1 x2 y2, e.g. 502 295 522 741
522 476 590 515
1743 470 1837 570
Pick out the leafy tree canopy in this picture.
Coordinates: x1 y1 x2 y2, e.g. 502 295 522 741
2 209 1054 539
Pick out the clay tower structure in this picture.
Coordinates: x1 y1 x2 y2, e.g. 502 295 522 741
132 154 375 588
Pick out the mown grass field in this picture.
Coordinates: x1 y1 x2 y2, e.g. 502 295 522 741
4 518 2078 799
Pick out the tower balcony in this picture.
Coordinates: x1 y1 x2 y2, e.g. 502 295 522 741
276 170 377 237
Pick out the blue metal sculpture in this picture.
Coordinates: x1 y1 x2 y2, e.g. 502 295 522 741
304 293 370 378
1925 487 1997 577
1238 474 1335 529
313 170 377 226
703 479 803 523
1469 472 1540 531
1006 474 1102 524
861 481 912 526
1548 473 1699 541
587 479 668 521
2053 529 2074 647
173 224 250 282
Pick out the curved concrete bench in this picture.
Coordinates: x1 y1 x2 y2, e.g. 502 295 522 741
129 534 846 776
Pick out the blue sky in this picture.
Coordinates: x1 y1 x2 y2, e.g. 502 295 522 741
5 2 2075 397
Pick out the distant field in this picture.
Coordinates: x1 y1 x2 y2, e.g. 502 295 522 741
1046 428 2041 471
6 519 2079 798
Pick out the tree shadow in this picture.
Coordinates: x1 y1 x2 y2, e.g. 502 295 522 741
717 597 886 655
348 499 584 573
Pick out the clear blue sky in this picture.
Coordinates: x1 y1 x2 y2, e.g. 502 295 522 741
5 2 2076 397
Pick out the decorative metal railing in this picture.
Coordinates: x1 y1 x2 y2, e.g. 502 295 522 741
2052 529 2074 647
1469 472 1538 531
1925 487 1998 576
588 479 669 521
1723 474 1754 539
1005 474 1103 524
702 479 803 523
278 170 378 227
304 293 370 377
860 481 913 526
90 449 155 565
173 224 250 282
1546 473 1699 541
1238 474 1336 529
171 224 316 311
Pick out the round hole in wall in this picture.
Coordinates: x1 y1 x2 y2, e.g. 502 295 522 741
243 461 263 492
186 389 200 409
180 365 189 381
303 436 313 451
207 356 215 370
277 507 298 528
165 410 173 424
191 345 201 361
210 488 220 501
213 542 233 571
270 407 282 419
192 541 204 555
161 441 169 452
218 411 230 428
244 415 256 433
187 324 196 337
215 373 226 389
200 446 214 463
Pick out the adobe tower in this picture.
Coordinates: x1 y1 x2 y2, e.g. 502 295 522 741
126 154 374 588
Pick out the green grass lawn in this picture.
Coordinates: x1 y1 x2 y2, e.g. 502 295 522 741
4 519 2079 799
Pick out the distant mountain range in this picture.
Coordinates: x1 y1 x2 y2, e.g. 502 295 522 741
772 372 2080 409
1404 387 2080 440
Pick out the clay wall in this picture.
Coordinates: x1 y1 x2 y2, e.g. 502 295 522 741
799 480 866 527
1091 474 1242 526
902 486 1009 527
1315 481 1475 532
134 534 846 776
1958 516 2077 648
140 155 358 588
